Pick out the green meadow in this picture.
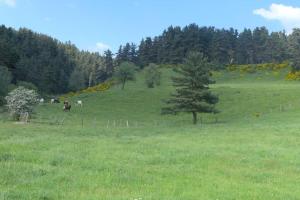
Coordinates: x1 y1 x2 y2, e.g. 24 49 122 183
1 69 300 199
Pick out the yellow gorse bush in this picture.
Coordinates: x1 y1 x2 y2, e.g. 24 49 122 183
59 81 114 101
285 71 300 80
226 61 290 73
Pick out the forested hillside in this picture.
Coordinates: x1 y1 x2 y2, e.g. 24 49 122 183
0 25 112 94
2 24 300 97
117 24 300 69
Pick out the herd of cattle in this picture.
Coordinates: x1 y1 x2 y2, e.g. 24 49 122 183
39 98 82 111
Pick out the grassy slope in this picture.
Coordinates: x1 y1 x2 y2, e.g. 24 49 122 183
1 69 300 199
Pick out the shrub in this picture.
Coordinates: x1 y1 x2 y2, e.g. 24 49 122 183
226 62 291 73
5 87 39 120
286 71 300 80
59 80 114 100
145 63 161 88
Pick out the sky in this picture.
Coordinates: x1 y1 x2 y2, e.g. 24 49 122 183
1 0 300 53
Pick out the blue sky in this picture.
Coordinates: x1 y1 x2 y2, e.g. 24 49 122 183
1 0 300 53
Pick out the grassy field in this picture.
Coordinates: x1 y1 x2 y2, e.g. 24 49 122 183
1 69 300 199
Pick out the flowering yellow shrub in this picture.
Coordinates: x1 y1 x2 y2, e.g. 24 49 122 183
60 80 114 100
226 62 290 73
227 64 256 73
286 71 300 80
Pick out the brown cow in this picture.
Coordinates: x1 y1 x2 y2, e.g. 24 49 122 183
63 100 71 111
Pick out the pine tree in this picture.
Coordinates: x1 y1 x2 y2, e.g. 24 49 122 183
266 31 288 62
138 37 153 67
252 27 269 63
162 52 219 124
0 65 12 105
129 43 138 64
104 49 114 77
115 45 124 65
68 69 86 91
123 43 131 61
236 29 254 64
289 29 300 71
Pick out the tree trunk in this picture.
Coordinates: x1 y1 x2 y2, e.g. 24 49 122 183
192 112 197 124
121 77 127 90
121 80 126 90
88 72 93 87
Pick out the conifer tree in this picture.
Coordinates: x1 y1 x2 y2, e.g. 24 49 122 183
0 65 12 105
288 29 300 71
162 52 219 124
104 49 114 77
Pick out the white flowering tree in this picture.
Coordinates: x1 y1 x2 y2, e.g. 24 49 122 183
5 87 39 121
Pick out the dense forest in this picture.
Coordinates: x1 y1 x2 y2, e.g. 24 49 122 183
117 24 300 69
2 24 300 98
0 25 113 95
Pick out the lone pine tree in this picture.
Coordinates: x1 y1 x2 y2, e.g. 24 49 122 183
162 52 219 124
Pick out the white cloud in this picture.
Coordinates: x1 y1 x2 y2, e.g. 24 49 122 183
94 42 110 53
0 0 16 7
254 3 300 33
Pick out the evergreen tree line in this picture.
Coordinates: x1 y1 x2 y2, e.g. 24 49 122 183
117 24 300 69
3 24 300 98
0 25 114 95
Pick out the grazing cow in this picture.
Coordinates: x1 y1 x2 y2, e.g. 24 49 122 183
51 98 60 104
63 100 71 111
76 100 83 107
39 98 44 104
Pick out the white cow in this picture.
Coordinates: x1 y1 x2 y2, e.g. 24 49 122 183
39 98 44 104
50 98 60 104
76 100 83 107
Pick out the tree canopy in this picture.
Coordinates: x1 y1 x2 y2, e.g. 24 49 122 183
114 62 137 90
2 24 300 96
117 24 292 68
0 25 108 94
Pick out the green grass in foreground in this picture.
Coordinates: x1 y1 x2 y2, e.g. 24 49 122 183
1 69 300 199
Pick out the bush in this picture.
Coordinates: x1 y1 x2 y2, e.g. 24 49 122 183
286 71 300 80
145 63 161 88
226 62 291 73
59 80 114 101
5 87 39 120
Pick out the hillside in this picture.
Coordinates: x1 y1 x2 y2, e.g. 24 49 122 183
1 69 300 199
